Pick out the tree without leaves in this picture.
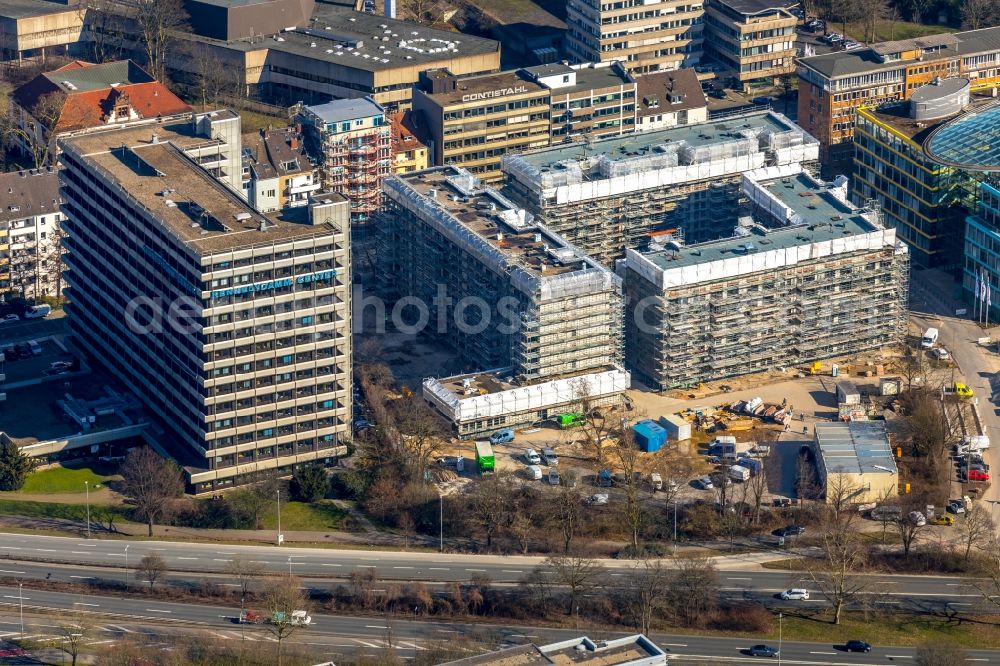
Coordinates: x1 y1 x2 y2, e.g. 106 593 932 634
137 551 167 590
261 575 309 666
119 446 184 536
290 464 328 503
962 0 1000 29
132 0 189 82
228 476 279 529
959 504 993 563
611 424 647 553
617 559 671 634
226 556 265 599
393 395 447 481
665 555 719 627
543 554 605 616
0 439 34 491
0 90 67 168
895 500 927 558
806 477 870 624
397 0 450 25
571 377 618 468
468 472 516 551
47 612 93 666
552 484 582 554
77 0 126 63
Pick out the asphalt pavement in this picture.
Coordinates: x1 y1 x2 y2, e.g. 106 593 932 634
1 585 999 664
0 533 992 615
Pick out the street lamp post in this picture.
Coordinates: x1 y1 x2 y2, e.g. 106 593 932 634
672 500 678 553
276 489 282 546
438 492 444 553
778 612 783 666
124 545 130 592
84 481 90 539
18 582 23 639
288 556 293 576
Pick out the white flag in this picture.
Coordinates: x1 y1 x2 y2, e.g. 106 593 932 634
988 280 992 309
976 271 981 302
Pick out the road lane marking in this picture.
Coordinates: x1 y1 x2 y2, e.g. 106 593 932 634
74 603 99 607
886 656 913 659
501 570 523 574
144 609 172 613
0 547 21 550
399 641 426 650
212 559 231 562
75 544 97 547
69 576 94 580
71 551 93 555
177 557 198 560
365 625 387 629
2 596 28 600
215 552 237 555
662 644 687 647
428 567 449 571
434 629 457 633
466 568 487 572
86 640 116 645
966 659 989 662
35 549 57 552
354 639 381 648
322 564 341 567
107 625 134 633
810 652 837 655
727 577 752 581
0 570 25 575
393 567 415 570
356 565 376 568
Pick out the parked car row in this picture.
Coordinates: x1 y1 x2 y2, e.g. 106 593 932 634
2 340 42 360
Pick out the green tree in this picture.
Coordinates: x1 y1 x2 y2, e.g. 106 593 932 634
0 439 33 491
289 464 328 503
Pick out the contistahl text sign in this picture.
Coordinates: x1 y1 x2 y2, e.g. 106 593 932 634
461 86 528 103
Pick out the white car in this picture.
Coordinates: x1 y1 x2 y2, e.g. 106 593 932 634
525 464 543 481
780 588 810 601
908 511 927 527
0 314 20 325
586 493 609 506
524 448 541 465
932 347 950 360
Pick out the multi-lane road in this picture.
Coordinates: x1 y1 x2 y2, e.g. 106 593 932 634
2 585 1000 664
0 532 993 615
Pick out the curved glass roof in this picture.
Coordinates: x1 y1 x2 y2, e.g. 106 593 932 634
924 103 1000 171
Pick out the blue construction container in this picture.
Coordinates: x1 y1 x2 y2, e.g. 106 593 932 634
633 419 667 453
742 457 763 476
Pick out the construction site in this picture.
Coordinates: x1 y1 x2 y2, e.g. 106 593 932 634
299 98 392 226
500 110 820 266
379 166 625 387
622 165 911 390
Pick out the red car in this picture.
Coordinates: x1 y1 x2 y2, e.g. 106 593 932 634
965 469 990 482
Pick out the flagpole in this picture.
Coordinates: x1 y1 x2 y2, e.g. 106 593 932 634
974 270 981 322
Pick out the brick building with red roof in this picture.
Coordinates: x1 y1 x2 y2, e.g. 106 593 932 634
9 60 190 166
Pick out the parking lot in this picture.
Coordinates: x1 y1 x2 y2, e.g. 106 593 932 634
1 336 78 387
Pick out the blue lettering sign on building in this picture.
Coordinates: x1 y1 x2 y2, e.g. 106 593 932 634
210 269 336 300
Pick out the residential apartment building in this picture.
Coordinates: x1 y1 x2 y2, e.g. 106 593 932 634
635 67 708 131
566 0 705 74
299 97 391 225
703 0 797 89
58 114 353 492
797 28 1000 177
852 78 979 268
388 110 429 174
412 62 708 182
623 165 909 389
380 166 625 385
9 60 190 166
0 168 63 298
242 126 322 213
502 109 818 266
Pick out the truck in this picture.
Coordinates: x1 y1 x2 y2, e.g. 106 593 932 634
474 441 495 474
271 610 312 626
729 465 751 482
921 327 939 348
633 419 667 452
739 457 763 476
557 413 585 429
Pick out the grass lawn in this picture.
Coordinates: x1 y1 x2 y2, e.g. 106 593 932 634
833 19 955 43
17 463 117 494
239 109 292 134
772 611 1000 649
259 500 349 531
0 498 128 523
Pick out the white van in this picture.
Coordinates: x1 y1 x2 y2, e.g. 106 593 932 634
920 327 939 349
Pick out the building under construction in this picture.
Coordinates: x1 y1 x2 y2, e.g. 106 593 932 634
623 165 910 390
380 165 624 385
501 110 819 266
299 97 391 226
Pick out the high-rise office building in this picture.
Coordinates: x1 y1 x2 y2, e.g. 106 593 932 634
565 0 704 74
58 113 353 492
